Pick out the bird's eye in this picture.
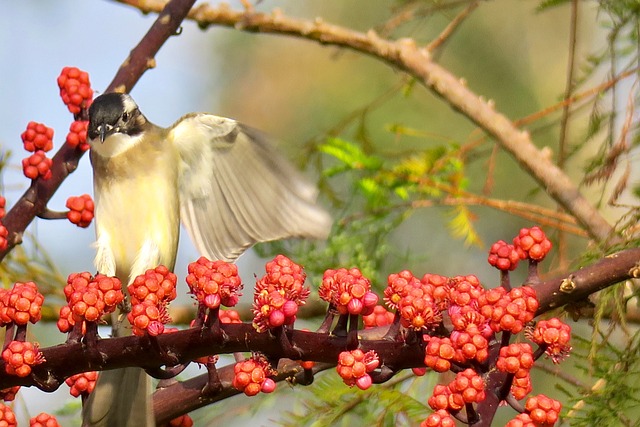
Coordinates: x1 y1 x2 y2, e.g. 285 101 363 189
122 112 129 122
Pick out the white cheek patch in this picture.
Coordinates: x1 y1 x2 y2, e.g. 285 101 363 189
90 132 145 158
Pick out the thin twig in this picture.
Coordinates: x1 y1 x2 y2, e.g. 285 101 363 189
426 0 480 52
114 0 617 244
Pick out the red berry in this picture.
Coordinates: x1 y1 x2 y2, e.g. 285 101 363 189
65 371 98 398
29 412 61 427
66 120 90 151
320 267 376 315
2 341 45 377
187 257 242 308
66 194 94 228
529 318 572 363
513 226 552 261
58 67 93 114
22 151 52 180
0 403 16 427
488 240 520 271
232 355 276 396
21 122 54 153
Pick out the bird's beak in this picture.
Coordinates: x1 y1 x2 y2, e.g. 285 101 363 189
97 124 115 143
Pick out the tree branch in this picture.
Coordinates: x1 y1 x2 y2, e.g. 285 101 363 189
114 0 618 245
0 248 636 420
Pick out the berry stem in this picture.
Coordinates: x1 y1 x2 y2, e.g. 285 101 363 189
145 363 188 380
2 325 15 350
526 260 541 286
202 358 222 396
346 314 360 350
331 313 349 337
382 312 402 341
465 402 480 424
13 325 26 343
35 209 68 221
500 270 511 290
504 393 525 412
316 306 336 334
274 326 302 359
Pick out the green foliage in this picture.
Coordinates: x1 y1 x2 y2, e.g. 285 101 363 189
563 331 640 426
280 371 432 427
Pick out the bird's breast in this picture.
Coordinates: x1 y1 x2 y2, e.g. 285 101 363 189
91 138 180 283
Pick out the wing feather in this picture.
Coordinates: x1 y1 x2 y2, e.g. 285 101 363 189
171 114 331 262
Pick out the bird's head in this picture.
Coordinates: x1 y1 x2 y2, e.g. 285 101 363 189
88 93 147 143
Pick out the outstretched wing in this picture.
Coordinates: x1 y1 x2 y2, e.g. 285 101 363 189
170 113 332 262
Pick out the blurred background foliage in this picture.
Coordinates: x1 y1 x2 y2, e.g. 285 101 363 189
1 0 639 425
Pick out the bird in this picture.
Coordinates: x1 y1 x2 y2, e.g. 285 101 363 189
82 92 332 427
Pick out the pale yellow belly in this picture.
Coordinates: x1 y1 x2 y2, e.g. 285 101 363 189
94 172 180 284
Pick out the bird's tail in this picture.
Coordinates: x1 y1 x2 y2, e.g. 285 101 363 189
82 367 153 427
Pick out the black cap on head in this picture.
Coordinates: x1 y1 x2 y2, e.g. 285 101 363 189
88 93 144 142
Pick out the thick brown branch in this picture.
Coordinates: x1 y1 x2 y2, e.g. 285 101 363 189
0 249 635 419
115 0 617 245
0 0 196 263
535 247 640 312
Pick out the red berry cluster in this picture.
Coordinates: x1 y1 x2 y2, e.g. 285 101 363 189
478 286 538 334
424 336 455 372
488 240 521 271
0 225 6 251
168 414 194 427
362 305 395 328
448 275 483 307
0 386 20 402
529 318 572 363
421 273 450 309
219 309 242 324
420 409 455 427
129 301 170 337
493 337 535 401
66 194 94 228
336 349 379 390
524 394 562 425
57 67 93 115
186 257 242 309
65 371 98 397
58 272 124 334
383 270 442 330
253 256 309 332
232 356 276 396
127 266 177 336
255 254 309 304
128 266 177 305
513 226 552 262
21 122 54 153
29 413 61 427
0 198 7 251
22 151 53 180
450 327 489 363
320 267 377 316
2 340 45 377
505 413 536 427
0 403 16 427
428 369 485 411
0 281 44 326
497 343 534 376
66 120 90 151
